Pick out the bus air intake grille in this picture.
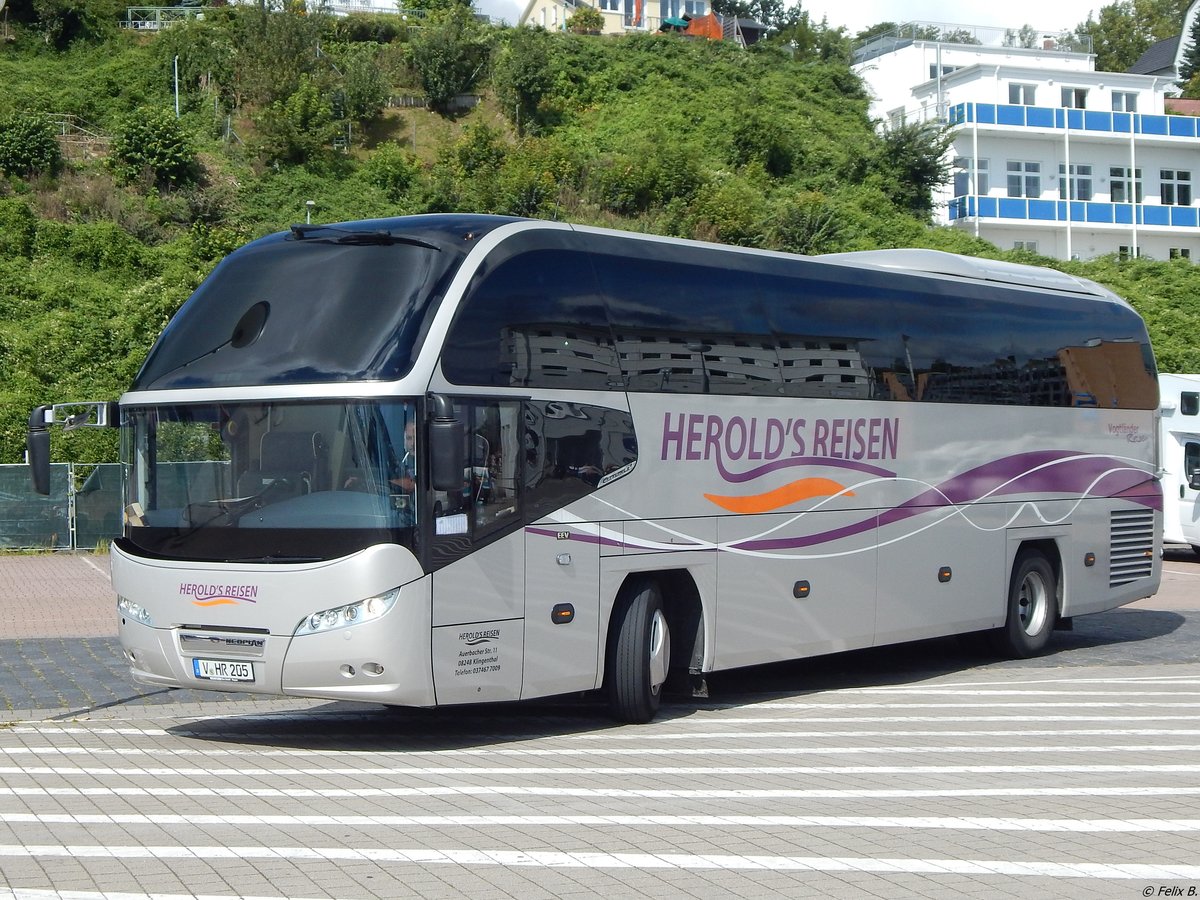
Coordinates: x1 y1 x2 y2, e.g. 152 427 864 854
1108 508 1155 587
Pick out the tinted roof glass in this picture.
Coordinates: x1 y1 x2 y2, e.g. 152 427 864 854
134 216 518 390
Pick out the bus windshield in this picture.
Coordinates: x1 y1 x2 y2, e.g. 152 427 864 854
120 400 419 562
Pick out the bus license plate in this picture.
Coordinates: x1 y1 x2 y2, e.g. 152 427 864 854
192 658 254 682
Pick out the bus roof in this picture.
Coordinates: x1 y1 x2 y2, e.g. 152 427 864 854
818 248 1113 300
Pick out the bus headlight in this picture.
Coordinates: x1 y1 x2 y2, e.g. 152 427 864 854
117 595 153 626
294 588 400 636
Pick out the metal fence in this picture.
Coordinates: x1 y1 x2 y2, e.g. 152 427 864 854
0 464 122 551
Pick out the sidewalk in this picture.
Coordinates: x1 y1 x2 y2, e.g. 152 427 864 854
0 552 115 639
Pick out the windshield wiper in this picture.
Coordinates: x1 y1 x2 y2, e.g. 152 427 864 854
289 224 441 250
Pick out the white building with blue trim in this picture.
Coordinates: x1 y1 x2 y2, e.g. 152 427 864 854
853 19 1200 262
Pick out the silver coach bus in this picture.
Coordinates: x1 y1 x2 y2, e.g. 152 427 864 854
29 215 1162 723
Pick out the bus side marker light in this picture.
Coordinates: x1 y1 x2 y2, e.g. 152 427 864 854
552 603 575 624
938 567 952 583
793 581 810 599
1084 552 1096 567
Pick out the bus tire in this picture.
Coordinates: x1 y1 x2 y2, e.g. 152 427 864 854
992 549 1057 658
606 579 671 724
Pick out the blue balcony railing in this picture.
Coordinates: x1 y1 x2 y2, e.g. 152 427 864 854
948 102 1200 139
949 195 1200 227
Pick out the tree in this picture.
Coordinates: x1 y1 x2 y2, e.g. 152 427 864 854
855 21 898 44
1073 0 1191 73
409 6 491 115
566 6 604 34
875 121 955 220
1003 24 1040 49
709 0 799 30
6 0 123 48
337 44 391 123
492 27 553 137
228 1 324 107
1180 10 1200 82
767 12 850 63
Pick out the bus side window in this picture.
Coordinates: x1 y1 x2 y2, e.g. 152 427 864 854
471 401 521 532
1182 393 1199 416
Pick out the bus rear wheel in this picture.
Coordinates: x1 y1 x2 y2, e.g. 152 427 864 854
606 579 671 724
992 549 1057 658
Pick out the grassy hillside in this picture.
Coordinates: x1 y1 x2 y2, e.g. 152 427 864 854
1 8 1198 464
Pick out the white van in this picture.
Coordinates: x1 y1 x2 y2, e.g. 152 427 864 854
1159 373 1200 554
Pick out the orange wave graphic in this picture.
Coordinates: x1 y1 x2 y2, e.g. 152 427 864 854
191 598 240 607
704 477 853 514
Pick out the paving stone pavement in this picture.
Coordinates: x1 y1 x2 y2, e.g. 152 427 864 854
1 551 1198 899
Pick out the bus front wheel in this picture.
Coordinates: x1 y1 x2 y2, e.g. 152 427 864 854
992 549 1057 658
606 579 671 724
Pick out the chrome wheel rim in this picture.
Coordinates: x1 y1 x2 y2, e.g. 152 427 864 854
648 608 670 695
1018 569 1049 636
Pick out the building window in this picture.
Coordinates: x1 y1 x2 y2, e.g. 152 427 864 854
929 64 960 79
953 157 989 196
1061 86 1088 108
1162 169 1192 206
1059 163 1093 201
1110 166 1143 203
1008 83 1036 105
1170 248 1192 260
888 107 905 128
1118 245 1144 260
1112 91 1138 112
1013 240 1039 252
599 0 619 10
1007 161 1041 198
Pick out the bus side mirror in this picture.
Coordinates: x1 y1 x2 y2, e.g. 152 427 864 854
428 395 464 493
27 406 52 496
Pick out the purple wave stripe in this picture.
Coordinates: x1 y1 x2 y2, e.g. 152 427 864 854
527 525 710 552
526 526 625 549
715 454 896 485
735 451 1158 552
1111 480 1165 511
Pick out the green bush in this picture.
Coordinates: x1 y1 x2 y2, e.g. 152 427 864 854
255 74 339 166
492 137 582 217
729 112 795 178
0 200 38 258
0 112 63 178
766 190 842 255
362 143 420 201
586 140 703 215
326 13 409 44
109 108 199 188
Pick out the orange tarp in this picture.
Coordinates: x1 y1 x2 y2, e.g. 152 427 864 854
685 13 724 39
